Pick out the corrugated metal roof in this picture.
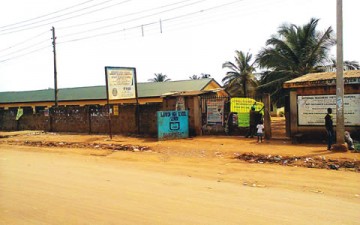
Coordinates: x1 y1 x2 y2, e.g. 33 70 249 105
0 78 214 104
283 70 360 88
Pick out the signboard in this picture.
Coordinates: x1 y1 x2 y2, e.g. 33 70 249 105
230 98 264 127
113 105 119 116
16 108 23 120
44 109 49 117
157 110 189 140
105 67 136 100
297 94 360 126
175 96 185 111
206 99 224 125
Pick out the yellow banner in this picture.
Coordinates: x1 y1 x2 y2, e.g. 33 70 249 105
230 98 264 127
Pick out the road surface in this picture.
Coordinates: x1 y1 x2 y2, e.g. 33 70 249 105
1 145 359 225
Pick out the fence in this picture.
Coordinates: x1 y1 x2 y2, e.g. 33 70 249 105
0 103 162 135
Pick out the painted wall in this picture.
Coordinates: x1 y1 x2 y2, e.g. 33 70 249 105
288 85 360 140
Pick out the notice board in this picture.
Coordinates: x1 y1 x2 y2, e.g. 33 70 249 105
157 110 189 140
230 98 264 127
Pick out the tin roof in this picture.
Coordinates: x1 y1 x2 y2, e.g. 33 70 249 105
0 78 219 104
283 70 360 88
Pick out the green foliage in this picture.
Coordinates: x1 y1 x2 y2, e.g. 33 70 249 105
148 73 171 82
222 50 258 97
256 18 335 106
189 73 211 80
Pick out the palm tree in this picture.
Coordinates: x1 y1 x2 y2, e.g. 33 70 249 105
222 50 257 97
189 75 200 80
200 73 211 79
320 59 360 72
256 18 335 105
148 73 171 82
189 73 211 80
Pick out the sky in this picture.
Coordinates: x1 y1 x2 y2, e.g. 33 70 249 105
0 0 359 92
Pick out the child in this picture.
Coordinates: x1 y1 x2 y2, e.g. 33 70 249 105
256 120 264 143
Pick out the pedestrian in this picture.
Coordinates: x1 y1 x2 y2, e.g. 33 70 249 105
325 108 334 150
344 131 355 150
245 107 257 138
256 120 264 143
225 112 237 135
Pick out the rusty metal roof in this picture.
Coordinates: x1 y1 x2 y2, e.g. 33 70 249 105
283 70 360 88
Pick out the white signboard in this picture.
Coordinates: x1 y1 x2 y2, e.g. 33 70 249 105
206 99 224 125
297 94 360 126
105 67 136 100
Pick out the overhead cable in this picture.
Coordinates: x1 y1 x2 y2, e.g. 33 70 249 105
0 0 131 35
0 0 95 29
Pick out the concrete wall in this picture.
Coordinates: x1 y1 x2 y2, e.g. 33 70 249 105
0 103 162 136
288 85 360 140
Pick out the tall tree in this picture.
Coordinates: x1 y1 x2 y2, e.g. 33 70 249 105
200 73 211 79
320 59 360 72
222 50 257 97
189 75 200 80
256 18 335 105
189 73 211 80
148 73 171 82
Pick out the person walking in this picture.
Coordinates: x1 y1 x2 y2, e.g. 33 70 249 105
256 120 264 143
325 108 334 150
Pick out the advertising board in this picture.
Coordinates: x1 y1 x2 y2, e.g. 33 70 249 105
297 94 360 126
157 110 189 140
105 67 136 100
230 98 264 127
206 99 224 125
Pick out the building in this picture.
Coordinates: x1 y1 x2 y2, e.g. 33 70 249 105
283 70 360 140
0 78 228 136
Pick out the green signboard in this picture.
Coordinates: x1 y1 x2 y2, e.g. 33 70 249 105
230 98 264 127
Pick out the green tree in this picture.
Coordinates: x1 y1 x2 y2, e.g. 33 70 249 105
148 73 171 82
189 75 200 80
256 18 335 105
189 73 211 80
320 59 360 72
222 50 257 97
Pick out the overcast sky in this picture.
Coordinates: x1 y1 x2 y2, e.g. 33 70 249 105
0 0 359 92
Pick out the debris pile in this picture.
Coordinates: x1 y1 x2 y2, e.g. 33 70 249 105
3 140 150 152
235 153 359 172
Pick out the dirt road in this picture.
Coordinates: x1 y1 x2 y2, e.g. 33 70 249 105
1 143 359 225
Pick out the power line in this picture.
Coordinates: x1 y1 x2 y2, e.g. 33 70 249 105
57 0 200 30
58 21 158 44
0 0 95 29
58 0 245 43
0 38 50 58
0 0 98 29
58 0 208 39
0 45 51 63
0 30 49 52
0 0 131 35
0 0 284 63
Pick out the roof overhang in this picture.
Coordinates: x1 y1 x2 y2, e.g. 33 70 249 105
283 70 360 89
160 88 226 97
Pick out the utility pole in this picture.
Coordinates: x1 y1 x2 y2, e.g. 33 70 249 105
335 0 346 150
51 26 58 107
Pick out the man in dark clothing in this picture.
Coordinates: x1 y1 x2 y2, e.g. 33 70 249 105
325 108 334 150
245 108 257 138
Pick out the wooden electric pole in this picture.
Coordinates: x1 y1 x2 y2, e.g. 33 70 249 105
335 0 346 150
51 26 58 107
